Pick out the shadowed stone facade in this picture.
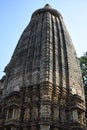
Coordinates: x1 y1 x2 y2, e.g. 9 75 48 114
0 4 86 130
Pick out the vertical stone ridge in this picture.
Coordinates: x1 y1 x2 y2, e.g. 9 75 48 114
46 12 52 83
51 15 60 103
51 15 56 85
56 18 63 92
48 12 53 84
37 13 43 84
59 18 70 92
28 17 37 84
20 33 30 87
24 20 36 85
59 17 70 124
31 14 43 85
54 17 68 95
53 16 60 87
40 13 46 83
56 18 62 90
40 12 51 83
24 15 40 85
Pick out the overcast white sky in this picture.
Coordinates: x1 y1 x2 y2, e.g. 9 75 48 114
0 0 87 78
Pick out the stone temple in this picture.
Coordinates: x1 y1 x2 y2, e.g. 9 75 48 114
0 4 86 130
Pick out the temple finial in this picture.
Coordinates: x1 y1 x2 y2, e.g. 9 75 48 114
44 4 51 8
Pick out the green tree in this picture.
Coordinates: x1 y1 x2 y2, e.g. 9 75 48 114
79 52 87 90
79 52 87 121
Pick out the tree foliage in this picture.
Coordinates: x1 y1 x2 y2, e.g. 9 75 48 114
79 52 87 120
79 52 87 89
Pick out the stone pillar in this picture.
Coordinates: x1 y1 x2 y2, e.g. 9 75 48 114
17 108 20 119
72 109 78 122
12 108 15 119
31 126 37 130
23 128 28 130
39 83 52 129
39 85 52 119
40 83 53 102
11 127 17 130
60 99 67 123
24 108 30 121
15 108 18 119
6 110 9 120
53 128 59 130
40 125 50 130
60 108 66 123
31 106 38 120
53 106 59 121
40 104 51 119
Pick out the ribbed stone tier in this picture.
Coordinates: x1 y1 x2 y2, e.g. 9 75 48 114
0 4 86 130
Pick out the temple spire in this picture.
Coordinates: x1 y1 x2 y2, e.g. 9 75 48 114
0 4 86 130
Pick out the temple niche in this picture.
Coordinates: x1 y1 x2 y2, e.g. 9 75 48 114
0 4 86 130
53 107 59 121
24 108 30 121
40 105 51 118
31 106 38 119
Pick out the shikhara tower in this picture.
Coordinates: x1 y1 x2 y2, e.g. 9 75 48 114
0 4 86 130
